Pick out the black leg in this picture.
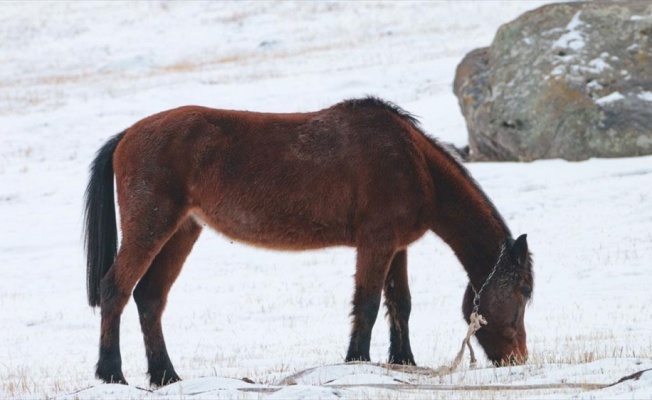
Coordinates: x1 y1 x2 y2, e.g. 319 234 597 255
346 246 395 362
96 272 129 385
133 220 202 387
384 250 415 365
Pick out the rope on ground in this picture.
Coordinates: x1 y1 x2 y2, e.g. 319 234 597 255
256 367 652 393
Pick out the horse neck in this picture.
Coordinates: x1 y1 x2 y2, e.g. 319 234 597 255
425 144 510 285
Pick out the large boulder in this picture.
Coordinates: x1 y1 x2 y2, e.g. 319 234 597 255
454 1 652 161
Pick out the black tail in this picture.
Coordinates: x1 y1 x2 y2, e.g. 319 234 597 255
84 132 125 307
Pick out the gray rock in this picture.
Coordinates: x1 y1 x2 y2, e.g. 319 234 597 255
454 1 652 161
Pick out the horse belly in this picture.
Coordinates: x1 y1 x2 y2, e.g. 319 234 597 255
191 195 355 251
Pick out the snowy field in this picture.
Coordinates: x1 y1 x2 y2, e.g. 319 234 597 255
1 1 652 399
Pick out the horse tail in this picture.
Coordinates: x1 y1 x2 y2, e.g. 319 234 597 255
84 131 125 308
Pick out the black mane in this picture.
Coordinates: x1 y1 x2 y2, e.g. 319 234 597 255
341 96 422 128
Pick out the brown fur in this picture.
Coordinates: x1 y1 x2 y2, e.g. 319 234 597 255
84 97 533 386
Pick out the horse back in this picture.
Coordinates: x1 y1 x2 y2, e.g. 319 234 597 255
113 103 434 250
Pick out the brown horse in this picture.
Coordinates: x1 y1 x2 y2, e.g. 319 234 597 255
84 97 533 386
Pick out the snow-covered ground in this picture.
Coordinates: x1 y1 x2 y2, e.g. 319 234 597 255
1 1 651 399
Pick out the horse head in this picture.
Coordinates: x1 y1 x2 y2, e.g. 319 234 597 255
463 234 533 366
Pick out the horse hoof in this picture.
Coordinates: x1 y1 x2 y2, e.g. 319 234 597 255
389 357 416 366
150 371 181 387
96 369 128 385
345 355 371 363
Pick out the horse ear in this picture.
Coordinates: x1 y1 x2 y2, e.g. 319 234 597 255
510 234 529 268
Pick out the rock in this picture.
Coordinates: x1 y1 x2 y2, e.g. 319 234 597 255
454 1 652 161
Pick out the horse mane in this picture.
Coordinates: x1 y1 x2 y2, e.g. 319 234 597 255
340 96 422 128
341 96 511 240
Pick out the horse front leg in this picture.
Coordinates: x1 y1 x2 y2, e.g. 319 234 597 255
345 245 396 362
383 249 415 365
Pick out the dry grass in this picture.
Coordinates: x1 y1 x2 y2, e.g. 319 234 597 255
37 72 92 86
2 366 37 399
157 54 251 75
528 344 652 366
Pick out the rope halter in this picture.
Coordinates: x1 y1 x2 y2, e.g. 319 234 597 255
449 241 508 370
470 242 507 315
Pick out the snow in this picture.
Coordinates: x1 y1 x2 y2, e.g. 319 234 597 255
2 1 652 399
595 91 625 105
586 57 612 74
638 91 652 102
552 11 586 51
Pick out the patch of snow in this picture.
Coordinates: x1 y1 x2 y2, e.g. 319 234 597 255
549 65 567 77
637 91 652 102
586 80 603 91
552 11 585 51
595 91 625 105
586 58 611 74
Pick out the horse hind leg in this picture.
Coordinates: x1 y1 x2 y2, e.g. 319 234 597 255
346 244 396 363
133 218 202 387
383 250 415 365
96 200 189 385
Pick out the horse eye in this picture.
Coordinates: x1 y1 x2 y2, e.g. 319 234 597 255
520 285 532 298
